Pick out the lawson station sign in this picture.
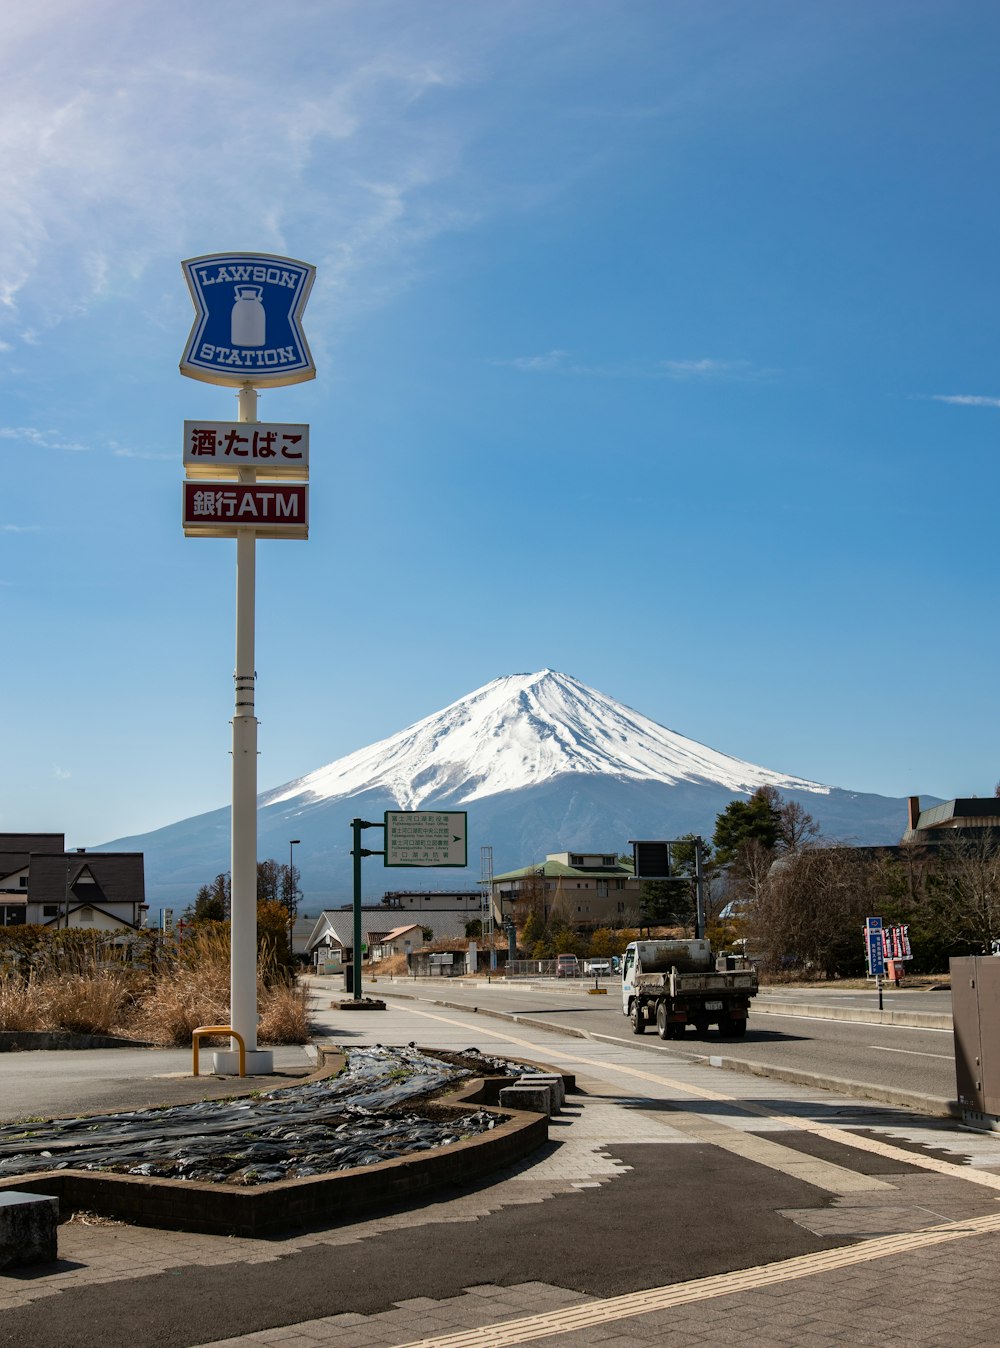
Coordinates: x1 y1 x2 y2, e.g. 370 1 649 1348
180 252 316 388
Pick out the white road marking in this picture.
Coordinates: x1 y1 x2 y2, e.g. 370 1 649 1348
869 1045 953 1059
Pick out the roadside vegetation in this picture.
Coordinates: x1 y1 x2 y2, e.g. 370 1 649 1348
479 788 993 982
0 912 308 1043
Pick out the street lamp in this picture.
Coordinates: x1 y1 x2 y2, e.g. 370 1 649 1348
288 840 301 955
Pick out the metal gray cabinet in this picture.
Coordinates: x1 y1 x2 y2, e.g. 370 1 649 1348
952 956 1000 1126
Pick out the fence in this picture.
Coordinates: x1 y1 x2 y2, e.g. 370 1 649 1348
503 959 559 979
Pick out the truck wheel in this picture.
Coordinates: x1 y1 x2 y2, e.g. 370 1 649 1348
719 1015 747 1039
656 1002 669 1040
630 1000 645 1035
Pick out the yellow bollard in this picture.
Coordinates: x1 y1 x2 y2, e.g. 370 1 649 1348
192 1025 246 1077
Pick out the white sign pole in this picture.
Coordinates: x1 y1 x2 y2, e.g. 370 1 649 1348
214 382 273 1074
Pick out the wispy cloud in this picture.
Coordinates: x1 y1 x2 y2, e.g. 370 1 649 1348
659 357 767 380
53 766 71 781
0 426 88 451
0 8 487 342
493 352 776 381
493 350 568 372
112 446 172 462
0 427 168 459
930 394 1000 408
1 524 41 533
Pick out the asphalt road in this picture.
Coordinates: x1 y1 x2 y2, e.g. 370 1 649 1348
370 977 959 1104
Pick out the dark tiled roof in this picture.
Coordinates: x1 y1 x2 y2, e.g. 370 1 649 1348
28 853 145 906
0 834 66 881
0 834 65 854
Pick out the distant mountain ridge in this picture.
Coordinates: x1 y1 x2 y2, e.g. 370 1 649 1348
98 670 924 910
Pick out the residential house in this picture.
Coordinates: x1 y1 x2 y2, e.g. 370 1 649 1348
369 923 423 962
306 906 473 968
0 835 146 931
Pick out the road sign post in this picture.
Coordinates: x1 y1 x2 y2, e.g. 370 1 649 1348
865 916 885 1012
180 252 315 1073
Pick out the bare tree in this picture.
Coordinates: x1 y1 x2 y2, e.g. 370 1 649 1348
936 835 1000 955
778 799 820 853
750 845 876 977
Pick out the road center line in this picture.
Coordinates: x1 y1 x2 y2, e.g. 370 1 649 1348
868 1045 953 1059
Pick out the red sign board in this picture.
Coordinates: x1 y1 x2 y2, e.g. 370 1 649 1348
182 481 308 539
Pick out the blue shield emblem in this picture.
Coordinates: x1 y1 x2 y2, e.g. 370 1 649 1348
181 253 316 387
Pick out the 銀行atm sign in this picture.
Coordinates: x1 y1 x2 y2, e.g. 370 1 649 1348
180 252 316 388
182 481 308 539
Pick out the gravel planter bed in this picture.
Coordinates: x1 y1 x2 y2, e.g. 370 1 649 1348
0 1046 502 1185
0 1045 553 1234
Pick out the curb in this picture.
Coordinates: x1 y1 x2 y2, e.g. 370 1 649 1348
0 1050 558 1236
753 1000 952 1031
699 1052 960 1119
0 1032 155 1053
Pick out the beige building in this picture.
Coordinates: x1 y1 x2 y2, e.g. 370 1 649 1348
492 850 641 929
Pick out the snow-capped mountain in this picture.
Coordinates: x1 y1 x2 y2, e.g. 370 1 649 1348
99 670 918 910
262 670 830 811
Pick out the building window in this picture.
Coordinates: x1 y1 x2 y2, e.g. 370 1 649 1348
570 855 584 867
19 876 28 888
617 902 625 914
615 879 625 891
80 907 94 923
602 856 615 867
43 905 60 918
597 880 608 897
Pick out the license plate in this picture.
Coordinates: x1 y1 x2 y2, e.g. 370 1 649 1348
704 1001 723 1011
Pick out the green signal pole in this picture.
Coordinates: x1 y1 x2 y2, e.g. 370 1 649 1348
350 819 384 1001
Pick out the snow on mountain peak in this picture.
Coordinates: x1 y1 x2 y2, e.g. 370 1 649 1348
262 670 830 811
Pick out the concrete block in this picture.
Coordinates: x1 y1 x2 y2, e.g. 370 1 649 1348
518 1073 566 1108
0 1190 59 1268
499 1084 553 1115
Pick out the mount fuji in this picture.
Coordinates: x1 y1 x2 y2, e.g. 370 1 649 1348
100 670 920 909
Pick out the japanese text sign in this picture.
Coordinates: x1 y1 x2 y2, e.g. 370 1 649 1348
384 812 468 868
864 916 886 977
183 421 309 480
180 252 316 388
182 481 308 539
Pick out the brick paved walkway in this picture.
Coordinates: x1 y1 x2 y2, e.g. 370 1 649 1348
1 985 997 1347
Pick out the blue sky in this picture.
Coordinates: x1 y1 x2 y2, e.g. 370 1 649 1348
3 0 999 847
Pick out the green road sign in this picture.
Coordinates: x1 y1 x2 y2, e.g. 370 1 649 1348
384 811 468 867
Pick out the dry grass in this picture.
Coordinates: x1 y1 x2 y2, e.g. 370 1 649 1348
136 927 231 1045
371 953 408 977
0 924 310 1045
258 979 309 1044
0 972 44 1031
42 970 136 1036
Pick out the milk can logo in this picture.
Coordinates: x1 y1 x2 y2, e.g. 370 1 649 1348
180 253 316 388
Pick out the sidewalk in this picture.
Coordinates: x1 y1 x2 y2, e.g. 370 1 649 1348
2 984 999 1347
